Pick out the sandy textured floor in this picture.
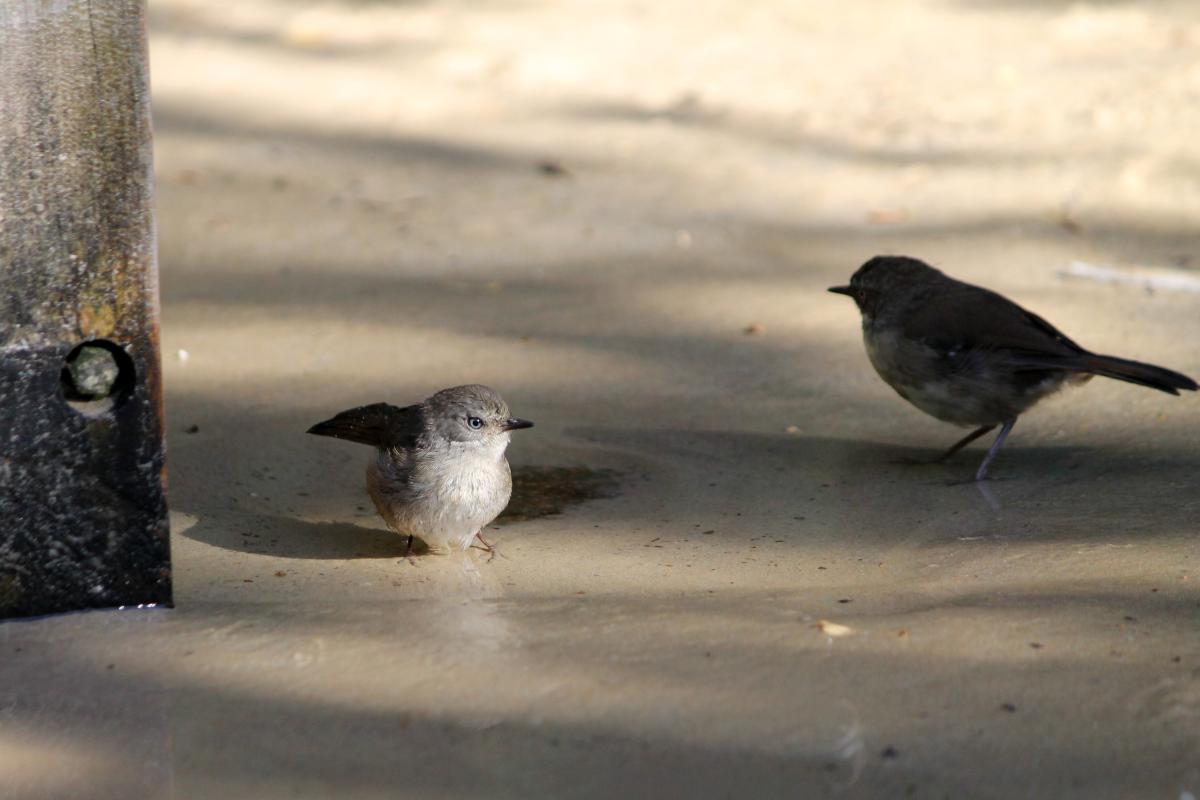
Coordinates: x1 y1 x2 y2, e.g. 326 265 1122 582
5 1 1200 797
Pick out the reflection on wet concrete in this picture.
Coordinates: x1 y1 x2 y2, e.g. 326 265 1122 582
0 594 914 798
6 580 1198 797
972 480 1000 511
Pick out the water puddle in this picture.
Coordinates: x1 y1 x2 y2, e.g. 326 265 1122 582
499 466 621 523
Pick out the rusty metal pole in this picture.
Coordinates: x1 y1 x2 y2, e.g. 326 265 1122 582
0 1 171 618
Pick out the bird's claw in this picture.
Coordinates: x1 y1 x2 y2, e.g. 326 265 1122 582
472 531 507 562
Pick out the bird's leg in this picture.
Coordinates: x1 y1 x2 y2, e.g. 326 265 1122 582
974 418 1017 481
891 424 996 466
403 533 418 566
935 425 997 463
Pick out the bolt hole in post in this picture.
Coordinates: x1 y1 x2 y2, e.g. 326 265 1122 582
60 339 136 416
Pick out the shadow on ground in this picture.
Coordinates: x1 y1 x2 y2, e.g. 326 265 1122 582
178 465 624 559
179 515 411 560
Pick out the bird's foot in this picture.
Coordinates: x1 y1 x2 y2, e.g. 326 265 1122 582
471 530 507 562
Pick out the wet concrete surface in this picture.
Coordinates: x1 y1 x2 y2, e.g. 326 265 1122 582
500 466 622 523
5 0 1200 797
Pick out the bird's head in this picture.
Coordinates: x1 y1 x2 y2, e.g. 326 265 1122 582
425 384 534 445
829 255 944 318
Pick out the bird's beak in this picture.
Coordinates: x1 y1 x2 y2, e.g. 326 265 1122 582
828 285 855 296
503 418 534 431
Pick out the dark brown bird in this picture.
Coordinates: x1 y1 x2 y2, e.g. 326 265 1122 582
830 256 1197 480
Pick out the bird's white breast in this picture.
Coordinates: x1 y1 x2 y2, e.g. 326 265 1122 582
368 435 512 553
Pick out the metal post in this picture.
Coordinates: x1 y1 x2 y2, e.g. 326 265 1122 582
0 0 171 618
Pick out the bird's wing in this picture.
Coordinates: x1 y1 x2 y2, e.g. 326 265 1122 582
306 402 427 449
902 281 1196 394
900 282 1084 368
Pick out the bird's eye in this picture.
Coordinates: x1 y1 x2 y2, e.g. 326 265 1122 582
467 416 484 430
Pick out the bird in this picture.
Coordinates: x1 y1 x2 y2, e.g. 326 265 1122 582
307 385 534 554
829 255 1197 480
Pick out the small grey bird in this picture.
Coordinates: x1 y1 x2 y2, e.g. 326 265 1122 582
830 256 1197 480
307 385 533 554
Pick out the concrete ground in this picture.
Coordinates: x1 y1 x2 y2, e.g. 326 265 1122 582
5 1 1200 797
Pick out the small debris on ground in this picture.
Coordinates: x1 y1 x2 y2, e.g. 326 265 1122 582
867 208 910 225
1058 260 1200 293
1055 208 1083 234
536 159 569 177
814 620 854 637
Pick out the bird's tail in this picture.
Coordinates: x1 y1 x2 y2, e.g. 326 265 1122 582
306 403 397 447
1075 353 1198 395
